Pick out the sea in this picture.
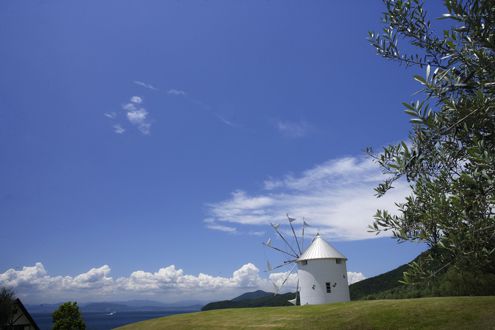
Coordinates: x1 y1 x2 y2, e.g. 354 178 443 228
32 310 195 330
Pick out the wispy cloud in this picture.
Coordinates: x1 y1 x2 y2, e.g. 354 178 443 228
133 80 158 91
215 113 237 128
275 120 311 138
1 262 365 304
248 231 266 237
167 89 187 96
113 124 125 134
204 218 237 233
104 112 125 135
122 96 152 135
164 88 241 128
206 155 409 241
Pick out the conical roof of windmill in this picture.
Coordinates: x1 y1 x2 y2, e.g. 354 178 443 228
297 233 347 261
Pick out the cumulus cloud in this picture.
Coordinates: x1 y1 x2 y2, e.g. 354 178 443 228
0 262 365 304
206 155 409 241
0 263 114 303
275 120 311 138
347 271 366 284
104 112 117 119
122 96 152 135
133 80 158 91
167 89 187 96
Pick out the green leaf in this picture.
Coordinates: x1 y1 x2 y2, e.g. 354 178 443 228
414 75 426 84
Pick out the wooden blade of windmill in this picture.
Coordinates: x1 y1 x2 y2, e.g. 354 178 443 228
301 218 310 252
271 281 280 295
279 264 296 290
287 214 302 255
265 259 297 273
266 260 272 272
262 241 298 259
272 222 300 257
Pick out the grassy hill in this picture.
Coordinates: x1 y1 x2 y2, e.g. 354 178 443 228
116 296 495 329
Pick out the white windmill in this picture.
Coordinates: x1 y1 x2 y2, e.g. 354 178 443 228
263 215 350 305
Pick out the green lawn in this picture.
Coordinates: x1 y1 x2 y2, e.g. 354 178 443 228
116 296 495 329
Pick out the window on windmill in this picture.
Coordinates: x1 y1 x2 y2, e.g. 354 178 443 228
336 259 342 264
301 260 308 265
326 282 331 293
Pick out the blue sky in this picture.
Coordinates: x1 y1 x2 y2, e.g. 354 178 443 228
0 1 446 303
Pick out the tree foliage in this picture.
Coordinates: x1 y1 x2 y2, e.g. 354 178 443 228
0 287 15 327
368 0 495 284
52 302 86 330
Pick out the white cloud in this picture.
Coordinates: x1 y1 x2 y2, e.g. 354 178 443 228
127 108 148 124
203 218 237 233
167 89 187 96
133 81 158 91
0 262 365 304
130 96 143 104
347 271 366 284
248 231 266 237
113 124 125 134
122 96 152 135
275 120 311 138
104 112 117 119
206 155 409 241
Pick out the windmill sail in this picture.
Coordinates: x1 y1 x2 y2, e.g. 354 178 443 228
287 214 302 254
264 217 309 299
271 222 299 257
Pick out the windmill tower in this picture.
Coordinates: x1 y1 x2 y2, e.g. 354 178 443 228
296 233 350 305
264 216 350 305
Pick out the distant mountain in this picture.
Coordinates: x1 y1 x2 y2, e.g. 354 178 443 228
82 303 131 313
26 300 203 314
120 300 169 308
231 290 273 302
26 303 62 314
201 290 297 311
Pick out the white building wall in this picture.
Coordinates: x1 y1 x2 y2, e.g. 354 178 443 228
297 258 350 305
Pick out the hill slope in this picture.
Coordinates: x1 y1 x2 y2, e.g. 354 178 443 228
349 261 408 300
117 296 495 330
201 291 295 311
231 290 272 302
